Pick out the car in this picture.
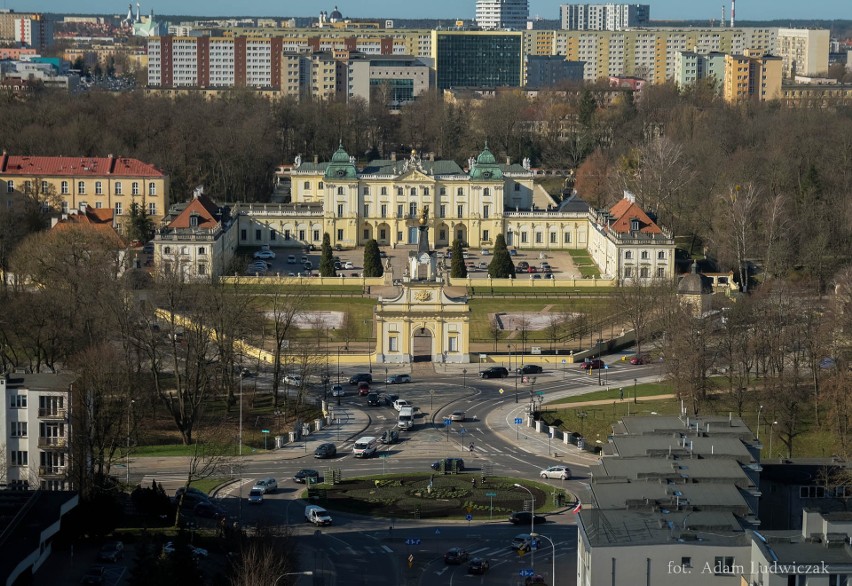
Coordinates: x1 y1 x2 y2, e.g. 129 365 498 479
283 374 302 385
300 256 308 264
580 359 605 370
517 364 543 375
509 511 548 525
358 381 370 396
480 249 490 256
525 576 547 585
81 566 106 585
468 558 490 575
97 541 124 562
344 261 354 269
450 411 465 422
444 547 470 564
431 458 465 471
539 465 571 480
379 249 387 258
247 488 264 504
540 262 551 270
630 354 650 365
334 261 343 270
478 261 488 270
367 392 381 406
480 367 509 379
517 261 530 270
527 266 538 273
193 501 227 519
381 393 399 406
253 477 278 493
509 249 518 256
163 542 208 559
254 250 276 260
349 373 373 385
544 272 554 279
386 374 411 384
314 443 337 459
305 504 333 526
532 274 542 279
303 261 313 270
293 469 320 484
175 486 209 500
380 429 399 444
331 384 345 397
511 533 541 552
247 263 268 274
393 399 411 411
287 255 297 263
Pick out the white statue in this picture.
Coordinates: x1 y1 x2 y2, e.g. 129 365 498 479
294 154 302 168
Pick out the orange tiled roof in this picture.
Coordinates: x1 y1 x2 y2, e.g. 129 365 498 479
167 194 221 230
52 207 127 248
607 199 662 235
0 153 165 178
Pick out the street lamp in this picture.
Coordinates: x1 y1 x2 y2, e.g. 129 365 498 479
463 368 467 389
513 483 536 570
336 346 342 406
769 421 778 458
385 367 389 393
273 571 314 585
238 372 244 456
530 532 556 586
756 404 763 440
126 399 135 485
633 378 637 404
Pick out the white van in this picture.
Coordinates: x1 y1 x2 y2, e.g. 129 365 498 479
397 407 414 430
352 436 378 458
305 505 332 526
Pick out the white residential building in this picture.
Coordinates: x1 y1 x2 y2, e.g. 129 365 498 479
1 373 75 491
776 28 830 77
475 0 529 31
560 4 650 31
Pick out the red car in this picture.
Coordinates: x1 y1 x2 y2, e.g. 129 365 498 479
358 381 370 396
630 354 650 365
580 359 605 370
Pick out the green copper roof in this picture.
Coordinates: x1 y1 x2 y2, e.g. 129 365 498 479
324 143 357 180
469 144 503 181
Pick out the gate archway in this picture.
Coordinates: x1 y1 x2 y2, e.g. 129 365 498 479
412 327 433 362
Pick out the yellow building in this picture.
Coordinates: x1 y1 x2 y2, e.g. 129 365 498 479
723 52 782 103
0 153 169 224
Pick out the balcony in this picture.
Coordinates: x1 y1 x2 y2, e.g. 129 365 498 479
38 437 68 449
38 408 67 419
38 466 67 478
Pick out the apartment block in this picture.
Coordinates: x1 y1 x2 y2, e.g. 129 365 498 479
1 373 76 491
776 28 830 77
560 3 650 31
13 14 53 53
475 0 529 31
0 153 169 223
348 55 430 106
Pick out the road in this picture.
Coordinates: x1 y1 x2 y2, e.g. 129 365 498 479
133 357 663 586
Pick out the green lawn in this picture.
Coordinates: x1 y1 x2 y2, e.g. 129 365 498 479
468 297 613 342
307 473 572 520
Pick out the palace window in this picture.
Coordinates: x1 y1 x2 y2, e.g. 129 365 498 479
61 181 69 195
115 182 122 194
132 182 139 195
95 181 103 195
77 181 86 194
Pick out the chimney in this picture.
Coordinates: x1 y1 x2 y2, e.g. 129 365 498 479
0 150 7 173
107 153 116 174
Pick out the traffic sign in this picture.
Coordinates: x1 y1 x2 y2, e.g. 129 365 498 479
604 364 609 369
435 528 441 535
485 491 497 497
465 514 473 521
520 568 535 577
405 538 421 545
408 554 414 563
561 359 567 364
443 418 452 426
459 428 467 435
499 388 505 394
514 417 523 425
536 391 544 396
261 429 270 434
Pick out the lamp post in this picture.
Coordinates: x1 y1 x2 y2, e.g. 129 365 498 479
463 368 467 389
530 532 556 586
126 399 135 485
385 367 388 393
769 421 778 458
238 372 244 456
273 571 314 585
756 404 763 440
513 483 536 570
336 346 342 406
633 378 637 404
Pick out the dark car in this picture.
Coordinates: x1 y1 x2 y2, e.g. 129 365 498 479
381 393 399 406
508 511 547 525
349 373 373 385
367 392 380 406
431 458 465 472
579 358 605 370
468 558 490 575
81 566 106 585
175 491 210 509
444 547 470 565
358 381 370 396
480 367 509 379
516 364 543 375
517 261 530 270
97 541 124 562
525 576 547 585
380 429 399 444
293 469 320 483
314 443 337 459
194 501 227 520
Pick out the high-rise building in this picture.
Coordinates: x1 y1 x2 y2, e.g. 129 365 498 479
432 31 524 90
525 55 584 88
776 28 830 77
560 4 650 31
475 0 529 31
13 14 53 52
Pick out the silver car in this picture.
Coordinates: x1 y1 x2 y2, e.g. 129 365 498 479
539 465 571 480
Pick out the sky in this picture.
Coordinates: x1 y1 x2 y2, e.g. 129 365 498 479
5 1 850 22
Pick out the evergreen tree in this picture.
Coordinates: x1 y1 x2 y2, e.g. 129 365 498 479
127 202 153 244
363 239 383 277
319 233 335 276
488 234 516 278
450 238 467 278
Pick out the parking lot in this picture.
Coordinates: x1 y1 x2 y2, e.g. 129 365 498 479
244 244 583 280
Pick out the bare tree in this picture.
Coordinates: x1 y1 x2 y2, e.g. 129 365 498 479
230 525 297 586
266 286 307 410
175 420 233 527
712 183 760 293
615 277 669 358
488 315 504 352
